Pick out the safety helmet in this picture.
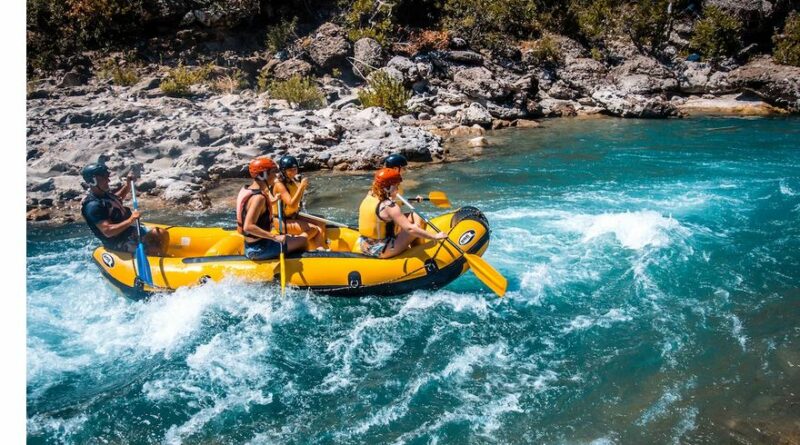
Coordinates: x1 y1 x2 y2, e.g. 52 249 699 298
81 163 110 186
249 157 277 179
383 153 408 169
374 168 403 189
278 155 299 172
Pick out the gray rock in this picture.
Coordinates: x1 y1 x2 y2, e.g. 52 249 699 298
273 59 313 80
609 56 678 95
398 114 417 125
457 102 493 126
353 38 383 76
468 136 489 147
59 71 86 88
486 102 529 120
452 67 512 101
433 104 463 116
591 88 680 118
307 23 351 70
445 51 483 65
727 56 800 112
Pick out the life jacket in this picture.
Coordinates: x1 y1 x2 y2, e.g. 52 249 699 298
81 191 134 247
358 193 395 240
236 187 271 241
271 179 301 218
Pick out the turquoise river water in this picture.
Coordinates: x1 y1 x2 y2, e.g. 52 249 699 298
27 117 800 444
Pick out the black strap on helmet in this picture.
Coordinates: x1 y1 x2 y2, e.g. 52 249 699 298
383 153 408 168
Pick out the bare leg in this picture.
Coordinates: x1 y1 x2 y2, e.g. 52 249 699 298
277 219 320 250
298 215 327 249
285 234 308 253
379 229 418 258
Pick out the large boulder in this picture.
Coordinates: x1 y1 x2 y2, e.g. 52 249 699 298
676 61 733 94
452 67 512 101
307 23 351 70
608 56 679 95
457 102 493 126
592 88 680 118
556 57 608 96
272 59 313 80
727 56 800 112
353 38 383 76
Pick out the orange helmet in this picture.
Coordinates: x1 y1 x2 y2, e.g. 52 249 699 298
249 157 277 179
374 167 402 189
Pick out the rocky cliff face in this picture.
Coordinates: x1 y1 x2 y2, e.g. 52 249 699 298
26 20 800 223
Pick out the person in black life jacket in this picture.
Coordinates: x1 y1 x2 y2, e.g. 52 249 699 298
236 157 308 260
357 168 447 259
271 155 327 251
80 163 169 255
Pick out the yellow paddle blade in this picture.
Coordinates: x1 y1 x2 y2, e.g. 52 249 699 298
464 253 507 297
428 191 451 208
279 252 286 297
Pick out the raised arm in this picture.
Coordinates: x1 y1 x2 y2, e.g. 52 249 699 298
385 202 446 240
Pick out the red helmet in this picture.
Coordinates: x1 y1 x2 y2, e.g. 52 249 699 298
374 168 402 189
249 157 277 179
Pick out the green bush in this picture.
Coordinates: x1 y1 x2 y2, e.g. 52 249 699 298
268 75 326 109
525 34 562 66
160 63 213 97
572 0 617 45
442 0 539 49
343 0 394 45
774 12 800 67
358 71 411 117
98 59 140 86
624 0 672 54
266 17 298 53
690 5 741 61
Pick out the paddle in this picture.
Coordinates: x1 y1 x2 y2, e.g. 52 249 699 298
130 182 154 287
397 194 507 297
409 191 450 208
277 200 287 297
298 212 352 229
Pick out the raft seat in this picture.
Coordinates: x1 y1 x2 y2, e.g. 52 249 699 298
204 233 245 256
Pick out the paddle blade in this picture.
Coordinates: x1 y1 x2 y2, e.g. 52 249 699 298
428 191 451 208
464 253 507 297
279 252 286 297
135 243 154 287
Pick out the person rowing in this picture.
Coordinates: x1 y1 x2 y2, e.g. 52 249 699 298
357 168 447 258
80 162 169 256
236 157 307 260
271 155 328 251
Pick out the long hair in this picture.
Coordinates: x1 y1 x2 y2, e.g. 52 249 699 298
371 181 391 201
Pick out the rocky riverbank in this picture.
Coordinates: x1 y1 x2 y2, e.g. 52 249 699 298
26 20 800 224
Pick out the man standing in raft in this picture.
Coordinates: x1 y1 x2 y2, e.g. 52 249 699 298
236 157 308 260
357 168 447 258
80 162 169 255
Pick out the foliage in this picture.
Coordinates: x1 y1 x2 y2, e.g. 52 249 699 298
572 0 617 45
210 70 249 94
773 12 800 67
160 63 214 97
523 34 562 66
357 71 411 116
397 29 451 56
343 0 395 45
442 0 538 49
256 69 271 93
331 68 343 78
27 0 145 73
266 17 298 53
690 5 741 62
98 59 140 86
624 0 672 55
268 75 326 109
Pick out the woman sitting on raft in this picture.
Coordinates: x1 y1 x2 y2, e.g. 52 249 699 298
236 157 308 260
357 168 447 258
271 156 328 251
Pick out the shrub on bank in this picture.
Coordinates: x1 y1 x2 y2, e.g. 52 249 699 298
523 34 562 66
690 5 741 62
268 75 326 109
210 70 249 94
624 0 672 55
357 71 411 117
343 0 394 44
773 12 800 67
442 0 539 49
266 17 298 53
160 63 214 97
98 59 140 86
572 0 617 45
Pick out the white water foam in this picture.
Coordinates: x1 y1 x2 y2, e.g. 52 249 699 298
562 309 633 334
553 211 687 250
779 180 797 196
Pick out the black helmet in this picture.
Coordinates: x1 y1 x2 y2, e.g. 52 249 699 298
81 163 110 185
383 153 408 168
278 155 299 172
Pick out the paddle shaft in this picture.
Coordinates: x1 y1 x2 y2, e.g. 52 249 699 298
130 181 154 287
298 212 351 228
397 194 463 255
277 199 286 296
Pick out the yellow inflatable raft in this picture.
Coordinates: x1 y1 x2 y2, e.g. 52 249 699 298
91 207 491 299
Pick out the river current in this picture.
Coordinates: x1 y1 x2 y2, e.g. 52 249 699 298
27 116 800 444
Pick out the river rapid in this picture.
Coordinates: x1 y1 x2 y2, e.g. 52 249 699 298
27 116 800 444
